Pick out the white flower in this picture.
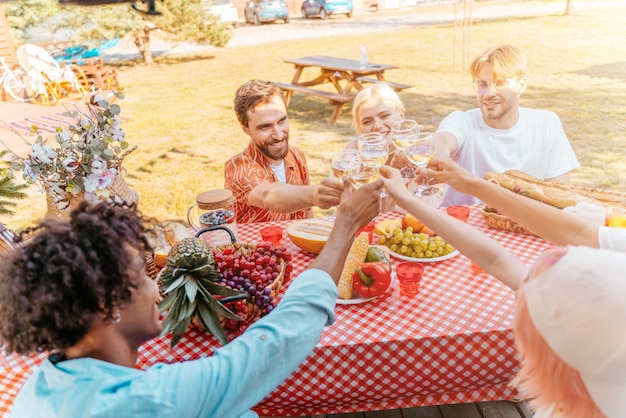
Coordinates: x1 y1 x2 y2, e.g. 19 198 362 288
90 159 106 176
62 157 79 172
3 92 132 212
97 169 116 190
30 143 57 164
83 173 100 193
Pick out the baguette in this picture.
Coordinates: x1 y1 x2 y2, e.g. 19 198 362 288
484 172 578 208
504 170 626 208
484 171 626 210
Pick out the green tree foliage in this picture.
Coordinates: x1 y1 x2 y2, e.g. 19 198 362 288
0 152 27 217
5 0 232 66
5 0 63 45
0 176 27 216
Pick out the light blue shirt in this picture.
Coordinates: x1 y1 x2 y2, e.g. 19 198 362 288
12 269 337 418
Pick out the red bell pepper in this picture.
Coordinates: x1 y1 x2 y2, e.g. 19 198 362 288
352 262 391 298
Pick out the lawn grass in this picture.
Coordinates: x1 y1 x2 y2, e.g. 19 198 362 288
4 3 626 230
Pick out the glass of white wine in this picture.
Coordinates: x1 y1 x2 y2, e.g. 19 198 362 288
348 158 380 189
391 119 419 152
331 150 359 179
357 132 389 166
403 132 439 197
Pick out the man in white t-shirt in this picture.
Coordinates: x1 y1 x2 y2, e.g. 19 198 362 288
224 80 343 223
433 44 579 207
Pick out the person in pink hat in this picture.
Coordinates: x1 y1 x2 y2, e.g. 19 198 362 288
513 246 626 418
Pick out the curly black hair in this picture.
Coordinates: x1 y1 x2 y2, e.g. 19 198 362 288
0 201 153 355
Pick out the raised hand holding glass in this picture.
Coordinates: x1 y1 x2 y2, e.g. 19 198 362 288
403 133 439 197
348 159 380 189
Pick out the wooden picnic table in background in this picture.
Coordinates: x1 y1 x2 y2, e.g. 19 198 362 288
277 55 412 124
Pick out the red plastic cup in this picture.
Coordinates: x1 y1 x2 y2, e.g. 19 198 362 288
395 262 424 297
446 206 470 222
260 225 283 244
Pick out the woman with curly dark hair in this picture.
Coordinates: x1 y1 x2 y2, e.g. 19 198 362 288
0 179 383 418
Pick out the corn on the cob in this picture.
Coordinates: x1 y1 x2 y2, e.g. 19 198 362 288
337 232 369 299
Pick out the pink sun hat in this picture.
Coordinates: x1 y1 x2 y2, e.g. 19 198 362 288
521 245 626 418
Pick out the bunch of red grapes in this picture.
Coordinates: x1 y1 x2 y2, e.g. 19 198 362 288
214 242 292 332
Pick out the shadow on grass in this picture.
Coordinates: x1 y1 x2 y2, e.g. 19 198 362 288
285 89 476 133
127 146 217 179
110 53 216 70
572 61 626 82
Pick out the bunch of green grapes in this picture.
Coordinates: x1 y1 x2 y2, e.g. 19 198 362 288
378 227 455 259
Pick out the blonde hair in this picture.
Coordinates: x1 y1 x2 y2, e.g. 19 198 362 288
352 82 405 134
470 44 527 80
512 287 605 418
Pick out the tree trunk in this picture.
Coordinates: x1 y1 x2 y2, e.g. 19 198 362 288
564 0 573 15
132 28 154 66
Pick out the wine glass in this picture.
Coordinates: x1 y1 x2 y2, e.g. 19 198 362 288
391 119 419 152
403 132 439 197
357 133 388 197
348 158 380 189
330 150 359 179
357 132 389 166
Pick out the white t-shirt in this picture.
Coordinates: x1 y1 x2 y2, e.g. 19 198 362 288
437 108 580 206
598 226 626 252
270 161 287 183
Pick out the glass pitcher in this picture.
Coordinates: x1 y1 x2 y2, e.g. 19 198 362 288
187 189 237 245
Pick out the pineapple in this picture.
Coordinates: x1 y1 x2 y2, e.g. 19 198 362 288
158 237 243 347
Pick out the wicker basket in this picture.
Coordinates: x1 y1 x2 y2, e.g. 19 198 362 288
190 241 287 331
144 250 157 280
45 174 139 219
216 242 285 320
480 207 536 236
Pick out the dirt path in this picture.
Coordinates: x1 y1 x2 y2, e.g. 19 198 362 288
101 0 621 61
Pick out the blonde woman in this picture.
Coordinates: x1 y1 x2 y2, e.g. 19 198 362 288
347 82 412 169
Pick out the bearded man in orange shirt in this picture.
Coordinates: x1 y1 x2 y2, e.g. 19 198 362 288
225 79 344 223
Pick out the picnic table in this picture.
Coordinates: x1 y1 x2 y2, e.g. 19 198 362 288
278 55 412 124
0 207 549 416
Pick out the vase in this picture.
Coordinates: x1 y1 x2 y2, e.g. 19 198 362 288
45 174 139 220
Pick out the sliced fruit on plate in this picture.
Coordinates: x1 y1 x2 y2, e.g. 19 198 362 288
286 219 334 254
374 219 402 236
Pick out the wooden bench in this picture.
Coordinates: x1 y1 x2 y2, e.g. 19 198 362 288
275 81 353 124
356 76 412 91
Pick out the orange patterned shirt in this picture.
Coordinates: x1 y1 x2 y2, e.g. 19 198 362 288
224 142 311 223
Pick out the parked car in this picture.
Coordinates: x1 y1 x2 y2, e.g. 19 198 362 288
204 0 240 28
301 0 353 19
244 0 290 25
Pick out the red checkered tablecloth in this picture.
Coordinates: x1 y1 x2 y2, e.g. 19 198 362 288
0 207 550 417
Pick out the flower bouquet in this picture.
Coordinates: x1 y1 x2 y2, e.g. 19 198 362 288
1 92 138 218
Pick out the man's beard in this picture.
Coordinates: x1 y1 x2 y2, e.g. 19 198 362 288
257 136 289 161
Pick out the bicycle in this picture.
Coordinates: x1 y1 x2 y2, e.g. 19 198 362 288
0 57 31 102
